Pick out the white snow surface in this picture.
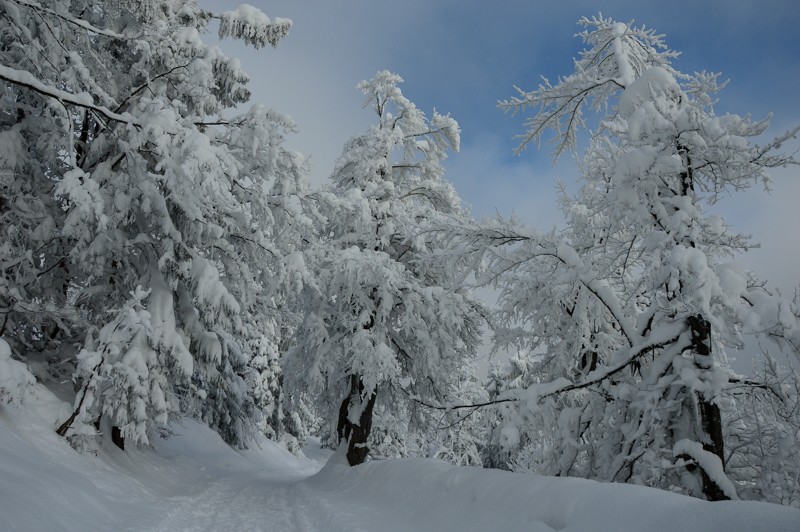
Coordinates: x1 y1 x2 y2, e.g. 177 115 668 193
2 388 799 531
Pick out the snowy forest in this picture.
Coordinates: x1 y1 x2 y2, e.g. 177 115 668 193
2 1 800 530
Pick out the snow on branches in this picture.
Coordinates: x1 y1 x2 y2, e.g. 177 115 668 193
217 4 292 49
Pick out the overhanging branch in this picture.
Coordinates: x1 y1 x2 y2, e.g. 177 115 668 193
0 64 137 127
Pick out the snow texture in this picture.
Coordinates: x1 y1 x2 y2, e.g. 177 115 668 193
218 4 292 48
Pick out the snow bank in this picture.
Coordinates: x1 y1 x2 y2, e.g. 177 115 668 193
308 451 800 532
0 338 36 404
0 389 319 531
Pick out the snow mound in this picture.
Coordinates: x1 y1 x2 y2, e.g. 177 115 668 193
309 453 800 531
0 390 320 531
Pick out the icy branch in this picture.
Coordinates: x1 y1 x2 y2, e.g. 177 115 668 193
535 324 688 398
409 326 688 413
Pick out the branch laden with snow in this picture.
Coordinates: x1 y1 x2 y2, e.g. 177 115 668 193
216 5 292 49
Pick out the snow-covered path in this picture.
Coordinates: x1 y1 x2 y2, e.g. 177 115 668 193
0 402 388 532
138 434 367 532
122 424 360 532
3 403 800 532
146 477 329 531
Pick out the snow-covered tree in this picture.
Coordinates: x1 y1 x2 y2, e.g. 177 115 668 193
445 15 799 501
286 72 484 465
1 0 309 449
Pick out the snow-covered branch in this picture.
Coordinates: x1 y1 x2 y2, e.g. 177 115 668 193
0 64 136 127
673 439 739 500
215 5 292 49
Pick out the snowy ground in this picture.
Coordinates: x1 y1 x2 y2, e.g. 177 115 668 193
2 386 799 531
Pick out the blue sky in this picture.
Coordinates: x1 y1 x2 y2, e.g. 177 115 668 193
208 0 799 208
208 0 800 370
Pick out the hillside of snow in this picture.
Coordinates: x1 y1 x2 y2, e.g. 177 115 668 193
2 385 799 532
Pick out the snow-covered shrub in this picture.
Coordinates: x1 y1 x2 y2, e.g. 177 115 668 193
0 339 36 406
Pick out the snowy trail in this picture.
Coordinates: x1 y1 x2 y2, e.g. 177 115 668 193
129 425 359 532
117 422 392 532
144 476 398 532
145 478 333 532
1 406 390 532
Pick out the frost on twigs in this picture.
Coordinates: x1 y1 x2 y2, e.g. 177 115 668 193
499 13 680 158
217 5 292 48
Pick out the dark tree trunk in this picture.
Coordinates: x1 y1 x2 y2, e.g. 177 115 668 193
93 417 124 450
687 314 728 501
675 146 728 500
337 374 377 466
111 425 125 450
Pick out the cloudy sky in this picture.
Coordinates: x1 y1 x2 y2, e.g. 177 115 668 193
207 0 800 370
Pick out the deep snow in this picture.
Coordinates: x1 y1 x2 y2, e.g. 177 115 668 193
2 385 799 531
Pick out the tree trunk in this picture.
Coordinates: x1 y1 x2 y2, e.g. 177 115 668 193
337 374 377 466
56 360 102 437
111 425 125 450
678 145 728 500
687 314 729 501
